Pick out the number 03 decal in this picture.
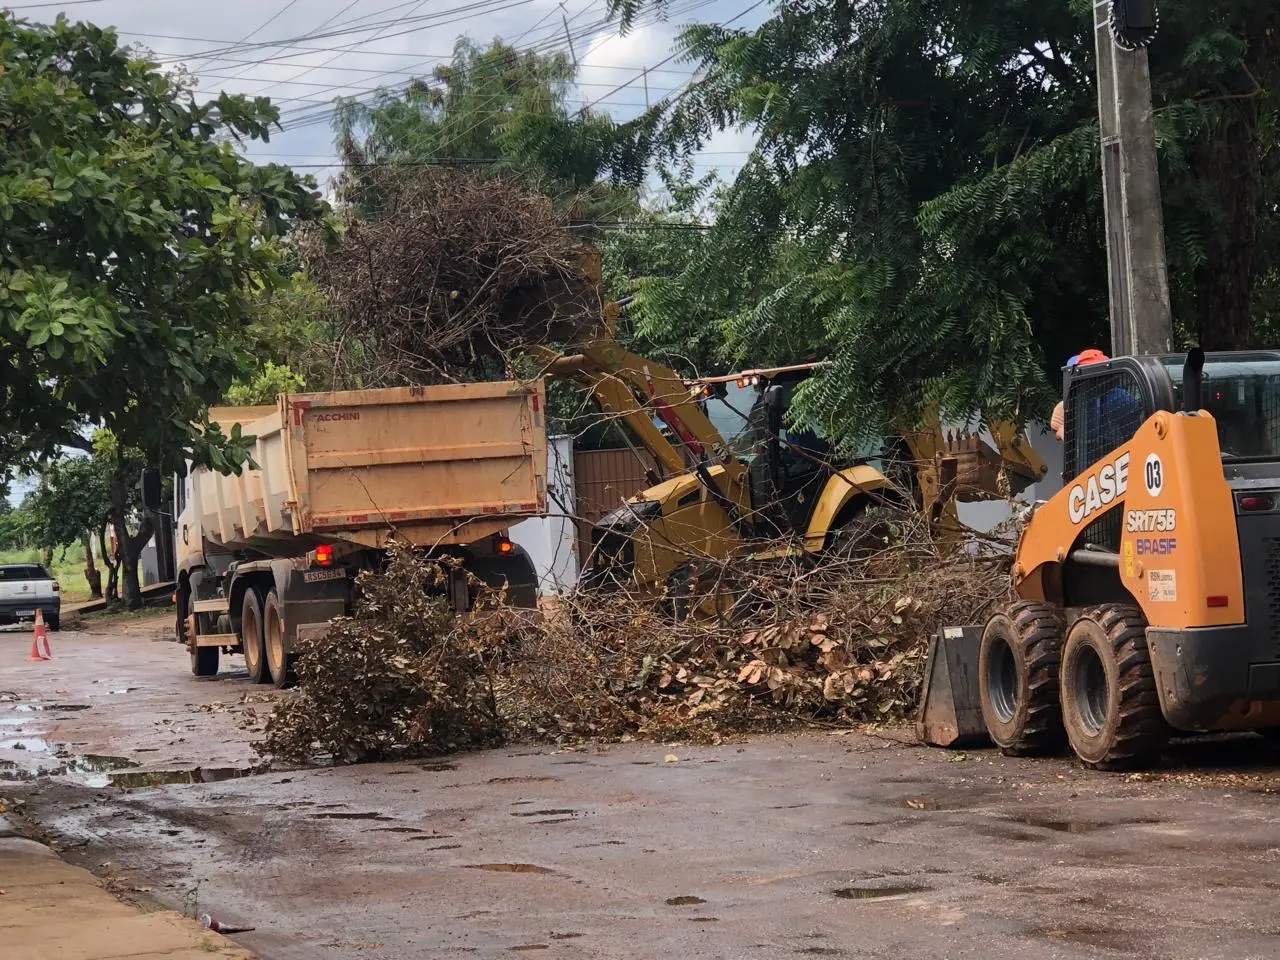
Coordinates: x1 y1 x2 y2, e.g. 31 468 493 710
1144 453 1164 497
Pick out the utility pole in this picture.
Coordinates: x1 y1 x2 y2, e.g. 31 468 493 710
1094 0 1173 355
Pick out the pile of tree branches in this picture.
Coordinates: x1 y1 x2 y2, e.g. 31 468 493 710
255 520 1011 763
296 166 603 387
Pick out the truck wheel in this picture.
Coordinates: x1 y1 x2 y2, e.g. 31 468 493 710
1060 605 1168 771
190 642 219 678
264 588 293 689
47 615 60 632
979 601 1067 756
240 588 270 684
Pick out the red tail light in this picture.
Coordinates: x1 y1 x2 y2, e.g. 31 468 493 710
52 581 59 592
315 543 334 567
1239 494 1275 512
1207 595 1229 608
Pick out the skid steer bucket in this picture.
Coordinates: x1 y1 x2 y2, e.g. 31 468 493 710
916 625 990 748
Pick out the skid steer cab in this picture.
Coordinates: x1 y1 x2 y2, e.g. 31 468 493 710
921 349 1280 770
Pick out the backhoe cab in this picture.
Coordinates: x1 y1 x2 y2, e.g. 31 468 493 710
951 349 1280 769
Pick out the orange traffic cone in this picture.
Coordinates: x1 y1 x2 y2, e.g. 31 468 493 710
28 610 52 661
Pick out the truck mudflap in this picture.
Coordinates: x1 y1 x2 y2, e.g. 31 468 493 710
1147 626 1280 730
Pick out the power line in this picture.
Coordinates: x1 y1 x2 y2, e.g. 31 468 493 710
272 0 718 135
8 0 101 8
184 0 307 76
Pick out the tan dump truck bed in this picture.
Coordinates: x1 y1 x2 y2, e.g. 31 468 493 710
196 381 547 554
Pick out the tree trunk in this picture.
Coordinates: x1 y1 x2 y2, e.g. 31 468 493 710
107 470 155 611
82 536 102 600
99 527 119 602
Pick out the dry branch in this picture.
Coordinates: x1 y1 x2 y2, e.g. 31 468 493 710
297 166 602 387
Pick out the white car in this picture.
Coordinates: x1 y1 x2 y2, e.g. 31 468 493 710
0 563 61 630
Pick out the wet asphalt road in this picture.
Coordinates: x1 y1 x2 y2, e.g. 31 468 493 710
4 616 1280 959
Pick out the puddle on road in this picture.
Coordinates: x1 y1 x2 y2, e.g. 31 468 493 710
466 863 555 874
511 809 577 818
832 884 930 900
106 767 256 789
0 738 51 752
0 717 32 727
488 776 561 784
665 896 707 906
12 704 43 713
50 704 91 712
418 762 457 772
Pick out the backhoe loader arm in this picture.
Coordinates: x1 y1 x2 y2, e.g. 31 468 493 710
526 343 688 477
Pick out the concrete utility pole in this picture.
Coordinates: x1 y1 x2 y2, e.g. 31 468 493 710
1093 0 1173 356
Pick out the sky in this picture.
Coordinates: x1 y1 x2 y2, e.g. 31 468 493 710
9 0 766 194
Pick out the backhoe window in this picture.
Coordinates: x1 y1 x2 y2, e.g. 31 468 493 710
1163 357 1280 461
704 382 758 452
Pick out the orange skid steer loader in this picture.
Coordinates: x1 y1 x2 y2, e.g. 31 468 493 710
920 349 1280 769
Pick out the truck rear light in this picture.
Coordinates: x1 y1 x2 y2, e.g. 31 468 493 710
51 581 59 592
1207 595 1229 608
314 543 334 567
493 535 514 556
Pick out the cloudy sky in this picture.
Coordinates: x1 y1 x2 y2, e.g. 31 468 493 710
12 0 766 192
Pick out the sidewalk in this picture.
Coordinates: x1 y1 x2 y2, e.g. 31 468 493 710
0 817 254 960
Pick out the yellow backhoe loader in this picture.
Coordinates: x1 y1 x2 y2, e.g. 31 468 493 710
529 304 1049 605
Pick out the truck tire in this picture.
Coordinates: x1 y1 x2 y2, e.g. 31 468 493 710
979 601 1067 756
240 588 270 684
47 615 60 632
264 588 293 689
1059 605 1168 770
190 642 219 678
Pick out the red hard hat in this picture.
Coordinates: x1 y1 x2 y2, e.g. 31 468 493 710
1076 348 1109 365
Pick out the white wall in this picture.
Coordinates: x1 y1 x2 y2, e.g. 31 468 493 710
509 435 580 595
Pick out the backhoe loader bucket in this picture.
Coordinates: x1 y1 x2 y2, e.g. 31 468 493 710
916 625 990 748
939 430 1041 503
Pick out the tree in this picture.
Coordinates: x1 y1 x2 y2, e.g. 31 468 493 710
24 453 111 599
608 0 1280 445
0 14 329 606
333 38 645 223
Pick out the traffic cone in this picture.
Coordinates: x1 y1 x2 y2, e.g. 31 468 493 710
28 610 52 661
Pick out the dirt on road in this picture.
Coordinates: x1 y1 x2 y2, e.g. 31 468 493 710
4 614 1280 959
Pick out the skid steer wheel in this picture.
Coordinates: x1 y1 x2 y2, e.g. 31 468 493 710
979 601 1067 756
1060 605 1168 771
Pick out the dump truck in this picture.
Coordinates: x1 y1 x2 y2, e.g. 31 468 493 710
166 382 547 686
921 349 1280 769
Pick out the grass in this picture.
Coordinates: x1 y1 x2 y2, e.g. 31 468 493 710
0 543 96 603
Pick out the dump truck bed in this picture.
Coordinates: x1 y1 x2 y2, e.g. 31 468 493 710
196 381 546 554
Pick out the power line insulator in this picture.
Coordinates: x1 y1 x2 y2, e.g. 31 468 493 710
1110 0 1159 51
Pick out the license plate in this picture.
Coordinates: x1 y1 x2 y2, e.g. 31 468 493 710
302 569 345 584
16 609 34 617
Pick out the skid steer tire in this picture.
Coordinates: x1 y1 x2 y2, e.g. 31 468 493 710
979 601 1067 756
1060 605 1168 771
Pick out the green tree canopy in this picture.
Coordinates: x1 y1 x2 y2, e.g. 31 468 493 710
609 0 1280 446
333 37 646 222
